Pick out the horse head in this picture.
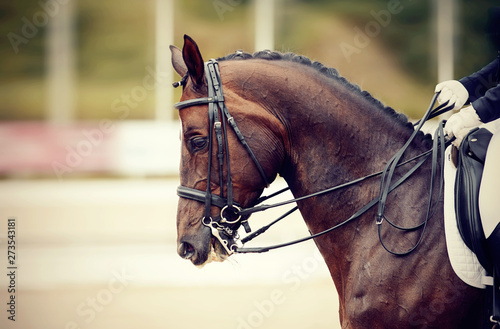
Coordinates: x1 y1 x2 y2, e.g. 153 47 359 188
171 35 287 266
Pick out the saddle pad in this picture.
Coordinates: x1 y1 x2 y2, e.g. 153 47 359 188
444 146 487 289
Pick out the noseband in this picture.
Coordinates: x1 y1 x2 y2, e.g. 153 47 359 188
175 59 270 254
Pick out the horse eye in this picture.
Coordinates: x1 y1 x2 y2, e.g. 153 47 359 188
189 136 208 152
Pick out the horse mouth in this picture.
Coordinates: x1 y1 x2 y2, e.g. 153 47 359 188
179 234 230 268
199 236 229 268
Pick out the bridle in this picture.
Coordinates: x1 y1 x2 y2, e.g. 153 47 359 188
174 58 453 256
175 59 270 254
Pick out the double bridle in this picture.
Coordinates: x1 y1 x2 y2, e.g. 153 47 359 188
175 59 270 254
174 58 453 256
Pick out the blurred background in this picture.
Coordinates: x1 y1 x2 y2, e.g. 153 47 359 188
0 0 498 328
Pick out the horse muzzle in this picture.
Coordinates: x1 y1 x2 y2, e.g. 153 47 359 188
177 240 196 260
177 223 212 266
177 221 234 267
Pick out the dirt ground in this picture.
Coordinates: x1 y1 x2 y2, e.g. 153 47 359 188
0 179 341 329
4 281 340 329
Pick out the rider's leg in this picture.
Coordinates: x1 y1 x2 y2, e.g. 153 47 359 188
479 119 500 275
479 119 500 239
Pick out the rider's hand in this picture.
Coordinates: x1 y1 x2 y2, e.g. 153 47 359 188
444 105 482 147
435 80 469 111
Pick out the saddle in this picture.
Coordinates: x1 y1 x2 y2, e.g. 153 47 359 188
454 127 500 326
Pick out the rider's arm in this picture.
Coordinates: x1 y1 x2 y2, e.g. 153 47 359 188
459 58 500 123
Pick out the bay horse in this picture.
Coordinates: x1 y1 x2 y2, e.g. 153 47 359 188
171 35 486 328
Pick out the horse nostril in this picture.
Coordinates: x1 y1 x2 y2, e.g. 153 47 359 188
178 241 196 260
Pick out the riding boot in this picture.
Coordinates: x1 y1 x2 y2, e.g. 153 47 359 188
487 223 500 275
486 223 500 325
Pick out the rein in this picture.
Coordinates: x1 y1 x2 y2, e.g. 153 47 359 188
174 59 453 255
236 97 451 254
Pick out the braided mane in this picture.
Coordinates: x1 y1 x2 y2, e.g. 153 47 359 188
217 50 414 131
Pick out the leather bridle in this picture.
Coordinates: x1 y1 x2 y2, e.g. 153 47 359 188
175 59 270 254
175 58 453 256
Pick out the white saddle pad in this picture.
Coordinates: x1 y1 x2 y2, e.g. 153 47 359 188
444 146 487 289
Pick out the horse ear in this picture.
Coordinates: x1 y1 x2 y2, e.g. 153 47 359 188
170 45 188 77
182 35 205 87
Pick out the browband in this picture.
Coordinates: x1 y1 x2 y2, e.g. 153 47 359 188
174 96 225 110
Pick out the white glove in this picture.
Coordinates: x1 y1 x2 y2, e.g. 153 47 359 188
444 106 482 147
435 80 469 111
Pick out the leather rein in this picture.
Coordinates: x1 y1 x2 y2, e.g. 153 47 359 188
174 58 453 256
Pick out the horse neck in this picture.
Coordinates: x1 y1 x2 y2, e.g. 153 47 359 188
271 68 425 198
226 60 467 327
248 62 435 259
257 68 443 299
223 59 433 233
